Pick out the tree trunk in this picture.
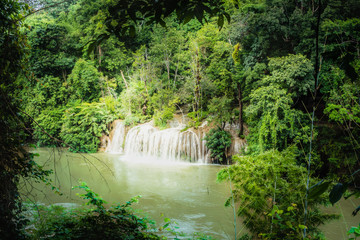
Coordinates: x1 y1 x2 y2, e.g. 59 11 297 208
194 48 201 113
238 82 244 136
98 45 102 72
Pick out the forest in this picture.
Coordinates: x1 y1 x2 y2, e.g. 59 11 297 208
1 0 360 239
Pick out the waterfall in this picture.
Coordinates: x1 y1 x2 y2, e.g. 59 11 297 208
231 137 247 155
106 121 126 153
124 123 157 154
123 122 209 163
105 120 247 163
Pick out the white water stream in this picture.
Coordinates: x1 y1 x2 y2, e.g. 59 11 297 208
106 121 210 163
105 120 126 153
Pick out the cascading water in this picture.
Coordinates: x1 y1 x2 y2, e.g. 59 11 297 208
105 120 245 163
106 121 126 153
123 123 157 154
231 137 247 154
123 122 209 163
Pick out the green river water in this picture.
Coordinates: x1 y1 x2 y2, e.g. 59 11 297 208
22 148 359 239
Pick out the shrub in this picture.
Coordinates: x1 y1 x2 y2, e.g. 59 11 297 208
187 110 208 128
149 89 179 128
204 128 232 163
123 114 148 126
217 148 337 239
153 101 177 129
67 59 102 102
60 101 115 152
27 182 160 240
33 107 65 146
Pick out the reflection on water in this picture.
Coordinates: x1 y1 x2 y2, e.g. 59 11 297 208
21 148 359 240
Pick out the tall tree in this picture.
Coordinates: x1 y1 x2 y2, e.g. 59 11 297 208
1 1 51 238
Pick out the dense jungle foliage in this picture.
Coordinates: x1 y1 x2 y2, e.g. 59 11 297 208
1 0 360 239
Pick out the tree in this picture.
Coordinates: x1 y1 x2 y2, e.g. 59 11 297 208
60 101 115 152
244 54 313 152
232 43 245 136
103 0 230 38
0 1 51 238
204 128 232 164
66 59 102 102
217 149 337 239
25 13 77 79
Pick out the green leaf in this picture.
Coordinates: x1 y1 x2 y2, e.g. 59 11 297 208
329 183 347 205
298 224 307 230
224 12 231 23
158 19 166 28
308 180 331 199
348 227 357 234
87 40 97 56
351 169 360 177
352 206 360 216
217 14 224 30
183 14 193 25
129 25 135 37
86 34 109 56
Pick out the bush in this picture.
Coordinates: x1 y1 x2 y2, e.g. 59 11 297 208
33 107 65 146
187 110 208 128
204 128 232 163
123 114 148 126
67 59 102 102
27 182 160 240
120 80 149 116
153 101 177 129
60 101 115 152
217 148 337 239
149 89 179 128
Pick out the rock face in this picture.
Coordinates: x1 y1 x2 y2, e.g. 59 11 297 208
103 118 247 163
223 122 248 158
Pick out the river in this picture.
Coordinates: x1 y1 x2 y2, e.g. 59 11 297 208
22 148 359 239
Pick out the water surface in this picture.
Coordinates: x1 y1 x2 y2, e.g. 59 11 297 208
22 148 359 239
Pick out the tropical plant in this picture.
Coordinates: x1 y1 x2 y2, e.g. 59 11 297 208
348 224 360 240
204 128 232 164
244 54 314 153
217 148 337 238
33 107 65 146
149 89 179 128
66 59 102 102
0 1 54 238
28 182 160 240
60 101 115 152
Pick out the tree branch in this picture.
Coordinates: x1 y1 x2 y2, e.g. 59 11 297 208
18 0 71 21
